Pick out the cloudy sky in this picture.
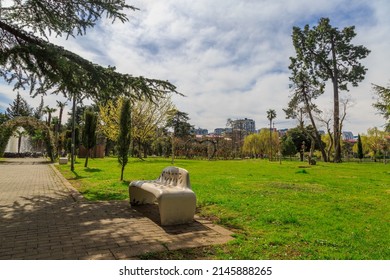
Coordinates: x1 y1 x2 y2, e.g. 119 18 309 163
1 0 389 135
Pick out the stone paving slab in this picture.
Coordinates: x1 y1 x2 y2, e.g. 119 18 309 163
0 158 234 260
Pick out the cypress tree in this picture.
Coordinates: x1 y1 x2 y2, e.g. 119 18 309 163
357 134 364 162
117 99 131 181
82 108 97 168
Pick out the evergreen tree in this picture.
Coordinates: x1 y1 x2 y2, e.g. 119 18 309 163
1 1 178 103
166 110 193 164
0 112 9 125
66 106 85 130
82 108 97 168
286 127 312 162
5 92 32 118
287 51 328 162
117 98 131 181
372 83 390 131
33 96 45 120
65 128 80 155
2 1 179 170
357 134 364 162
5 93 32 156
281 135 297 160
166 110 193 138
291 18 370 162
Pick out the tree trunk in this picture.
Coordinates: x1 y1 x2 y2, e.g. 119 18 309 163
18 135 22 154
59 108 63 131
333 87 341 162
71 94 76 171
308 134 315 165
143 143 148 158
269 121 273 161
331 38 342 162
302 89 328 162
120 165 125 181
57 107 63 156
171 135 175 164
84 149 89 167
326 131 334 161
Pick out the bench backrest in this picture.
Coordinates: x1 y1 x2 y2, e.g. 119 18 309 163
156 166 191 189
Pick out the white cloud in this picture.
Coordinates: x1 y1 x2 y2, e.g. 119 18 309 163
1 0 389 135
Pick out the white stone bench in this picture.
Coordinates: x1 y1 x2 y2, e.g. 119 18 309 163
129 166 196 226
59 157 68 164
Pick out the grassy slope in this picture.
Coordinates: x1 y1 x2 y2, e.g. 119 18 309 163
56 157 390 260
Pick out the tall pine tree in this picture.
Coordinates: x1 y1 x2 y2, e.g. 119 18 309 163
291 18 370 162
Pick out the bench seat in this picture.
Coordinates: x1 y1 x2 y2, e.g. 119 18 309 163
59 157 68 164
129 167 196 226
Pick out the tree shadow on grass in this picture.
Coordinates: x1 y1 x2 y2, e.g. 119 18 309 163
81 191 127 201
84 168 102 173
70 170 86 179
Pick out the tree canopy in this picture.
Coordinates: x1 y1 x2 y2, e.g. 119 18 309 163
166 109 193 164
242 129 278 158
372 83 390 131
99 94 174 158
166 110 193 139
0 0 179 102
287 42 328 161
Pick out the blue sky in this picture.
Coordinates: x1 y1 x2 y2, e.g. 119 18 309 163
1 0 389 134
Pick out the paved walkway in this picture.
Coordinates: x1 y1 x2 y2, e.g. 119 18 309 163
0 158 233 260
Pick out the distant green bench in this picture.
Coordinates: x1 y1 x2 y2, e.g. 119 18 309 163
129 166 196 226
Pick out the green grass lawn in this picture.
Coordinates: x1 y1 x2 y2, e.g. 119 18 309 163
56 157 390 260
